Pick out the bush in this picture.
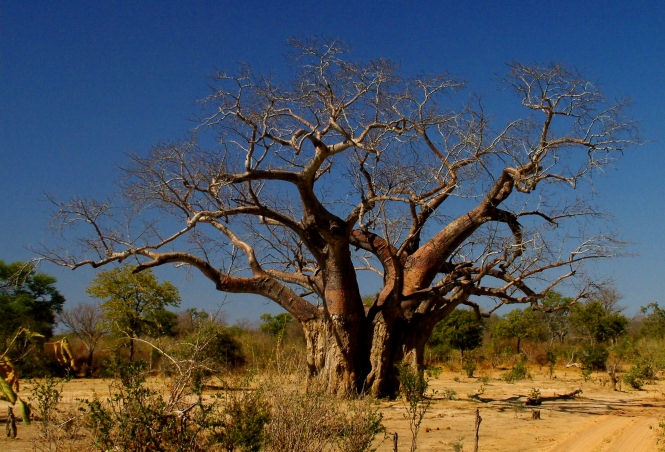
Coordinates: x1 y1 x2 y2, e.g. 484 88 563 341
623 368 644 390
29 375 83 450
623 359 656 390
198 326 246 369
503 358 529 382
462 359 477 378
82 360 223 451
218 390 270 452
426 343 452 363
337 401 385 452
579 344 609 371
541 349 559 377
397 364 430 452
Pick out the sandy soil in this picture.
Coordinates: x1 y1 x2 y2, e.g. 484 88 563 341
1 367 664 451
374 367 665 451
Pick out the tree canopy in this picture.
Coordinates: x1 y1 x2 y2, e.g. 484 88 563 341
87 265 180 361
569 300 628 345
0 260 65 346
491 307 547 354
640 302 665 339
44 40 637 396
429 309 483 357
260 313 294 337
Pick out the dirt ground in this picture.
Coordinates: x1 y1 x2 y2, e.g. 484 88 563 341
376 367 665 451
2 367 664 451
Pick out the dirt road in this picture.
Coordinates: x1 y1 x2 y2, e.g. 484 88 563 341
549 414 660 452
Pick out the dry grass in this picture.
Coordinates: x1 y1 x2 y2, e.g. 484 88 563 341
2 366 665 451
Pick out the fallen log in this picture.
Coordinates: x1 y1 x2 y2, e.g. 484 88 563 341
526 389 582 406
468 389 582 405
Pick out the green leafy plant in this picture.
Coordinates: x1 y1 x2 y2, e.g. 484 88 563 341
579 344 609 371
218 390 270 452
546 349 557 377
337 400 385 452
397 363 431 452
82 360 222 451
425 366 442 379
527 388 541 405
502 358 529 382
623 360 656 390
462 359 477 378
581 368 593 382
29 375 79 452
443 389 457 400
87 265 181 361
451 437 464 451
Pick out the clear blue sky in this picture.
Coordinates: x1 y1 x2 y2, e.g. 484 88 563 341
1 0 663 322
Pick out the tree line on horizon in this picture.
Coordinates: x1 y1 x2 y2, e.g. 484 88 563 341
2 259 664 391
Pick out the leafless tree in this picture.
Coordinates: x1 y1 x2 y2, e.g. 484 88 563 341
42 40 637 396
58 303 108 376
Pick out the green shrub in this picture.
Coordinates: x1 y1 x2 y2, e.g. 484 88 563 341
623 368 644 390
425 366 442 379
581 368 593 381
623 360 656 390
198 326 246 369
579 344 609 371
260 313 294 337
503 358 529 382
427 343 452 363
337 401 384 452
462 359 477 378
218 390 270 452
397 364 430 452
546 349 557 376
82 360 223 451
443 389 457 400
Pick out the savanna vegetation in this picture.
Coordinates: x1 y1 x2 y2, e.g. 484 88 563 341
2 256 665 450
5 39 662 452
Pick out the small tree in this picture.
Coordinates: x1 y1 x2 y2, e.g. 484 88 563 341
87 265 181 361
0 260 65 349
540 292 573 345
428 309 483 358
570 300 627 346
59 303 108 376
260 313 294 337
492 308 546 355
0 260 65 376
639 302 665 339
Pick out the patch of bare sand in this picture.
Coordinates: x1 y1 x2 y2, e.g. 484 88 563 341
548 414 660 452
374 367 665 451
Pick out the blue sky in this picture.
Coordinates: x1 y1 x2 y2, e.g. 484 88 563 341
1 1 663 322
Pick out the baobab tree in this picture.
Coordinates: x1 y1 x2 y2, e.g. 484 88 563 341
43 40 636 397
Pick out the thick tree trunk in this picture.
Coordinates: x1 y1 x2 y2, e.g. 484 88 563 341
302 312 431 398
364 314 400 398
302 317 365 395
